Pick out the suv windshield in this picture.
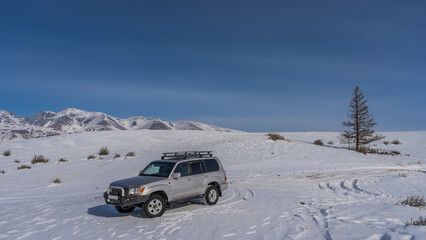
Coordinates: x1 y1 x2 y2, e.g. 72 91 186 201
139 161 176 177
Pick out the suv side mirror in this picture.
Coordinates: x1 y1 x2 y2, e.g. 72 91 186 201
172 172 181 179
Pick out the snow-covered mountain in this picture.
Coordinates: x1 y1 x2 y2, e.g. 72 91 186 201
0 108 234 141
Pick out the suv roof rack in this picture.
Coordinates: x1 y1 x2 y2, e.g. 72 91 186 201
161 151 213 160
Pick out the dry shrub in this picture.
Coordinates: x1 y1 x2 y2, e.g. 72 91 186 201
328 141 334 145
358 146 369 154
98 146 109 156
17 165 31 170
390 150 401 155
31 155 49 164
51 178 61 184
267 133 286 141
357 146 401 156
87 155 96 160
1 170 5 174
14 159 20 163
114 153 121 158
398 173 407 178
58 158 68 163
3 149 11 156
383 141 389 145
392 139 401 145
405 216 426 226
314 139 324 146
126 152 136 157
402 195 425 208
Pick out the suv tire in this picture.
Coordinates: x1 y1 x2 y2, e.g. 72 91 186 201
143 194 166 218
203 185 219 205
115 206 135 213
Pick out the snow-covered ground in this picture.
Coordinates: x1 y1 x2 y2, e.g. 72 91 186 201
0 130 425 240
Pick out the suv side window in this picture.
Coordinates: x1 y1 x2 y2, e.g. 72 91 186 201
190 161 204 175
174 162 189 177
204 159 219 172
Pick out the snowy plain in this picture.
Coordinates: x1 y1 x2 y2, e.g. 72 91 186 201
0 130 425 240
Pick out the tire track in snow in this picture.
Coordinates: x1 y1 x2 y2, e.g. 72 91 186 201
141 186 255 239
326 183 336 191
352 179 380 197
4 186 255 240
317 170 397 200
165 185 254 217
312 169 420 240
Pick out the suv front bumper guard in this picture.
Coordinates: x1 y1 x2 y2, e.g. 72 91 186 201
103 192 149 207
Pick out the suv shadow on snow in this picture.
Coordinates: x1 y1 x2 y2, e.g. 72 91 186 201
166 198 205 212
87 198 205 218
87 205 149 218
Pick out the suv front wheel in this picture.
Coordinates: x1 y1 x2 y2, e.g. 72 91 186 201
203 185 219 205
115 206 135 213
143 194 166 218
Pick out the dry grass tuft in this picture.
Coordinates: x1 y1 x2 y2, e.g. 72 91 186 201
87 155 96 160
405 216 426 226
126 152 136 157
14 159 20 163
398 173 407 178
58 158 68 163
98 146 109 156
314 139 324 146
357 146 401 156
31 155 49 164
114 153 121 158
267 133 286 141
3 149 11 156
17 165 31 170
51 178 62 184
402 195 425 208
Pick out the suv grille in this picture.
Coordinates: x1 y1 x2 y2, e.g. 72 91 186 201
110 187 128 196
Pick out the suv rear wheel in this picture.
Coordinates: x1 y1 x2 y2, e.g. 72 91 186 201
143 194 166 218
203 185 219 205
115 206 135 213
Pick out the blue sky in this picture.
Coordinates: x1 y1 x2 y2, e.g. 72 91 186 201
1 0 425 132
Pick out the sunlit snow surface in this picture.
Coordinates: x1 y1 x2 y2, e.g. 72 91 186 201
0 130 425 239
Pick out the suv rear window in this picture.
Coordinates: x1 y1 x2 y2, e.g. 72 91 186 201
204 159 219 172
190 161 204 175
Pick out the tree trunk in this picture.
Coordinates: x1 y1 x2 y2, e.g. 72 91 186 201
355 88 359 151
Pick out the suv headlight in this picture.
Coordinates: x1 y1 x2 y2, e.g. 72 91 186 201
129 186 145 195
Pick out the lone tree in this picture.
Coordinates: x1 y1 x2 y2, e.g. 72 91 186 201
340 86 383 151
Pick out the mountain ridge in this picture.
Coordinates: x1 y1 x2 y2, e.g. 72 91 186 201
0 108 235 141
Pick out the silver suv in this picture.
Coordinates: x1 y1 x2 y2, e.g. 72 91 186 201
104 151 228 218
